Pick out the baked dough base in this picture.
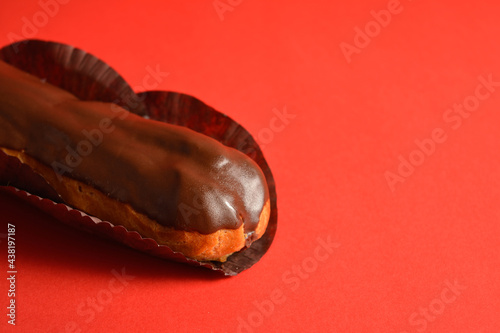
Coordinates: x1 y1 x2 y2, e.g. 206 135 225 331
1 147 270 261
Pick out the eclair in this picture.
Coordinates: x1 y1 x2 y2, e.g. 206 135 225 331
0 59 270 262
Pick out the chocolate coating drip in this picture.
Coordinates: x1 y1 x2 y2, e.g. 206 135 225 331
0 60 269 234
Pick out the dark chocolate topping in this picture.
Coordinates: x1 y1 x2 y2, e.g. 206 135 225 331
0 60 269 234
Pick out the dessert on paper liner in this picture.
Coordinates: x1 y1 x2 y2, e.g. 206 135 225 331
0 40 277 276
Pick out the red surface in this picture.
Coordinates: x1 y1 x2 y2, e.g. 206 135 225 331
1 0 499 332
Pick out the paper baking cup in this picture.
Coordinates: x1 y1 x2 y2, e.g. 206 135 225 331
0 40 277 276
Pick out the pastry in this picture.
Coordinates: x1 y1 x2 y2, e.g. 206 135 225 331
0 59 270 262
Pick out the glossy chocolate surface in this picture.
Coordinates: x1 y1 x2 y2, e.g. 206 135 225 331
0 60 269 234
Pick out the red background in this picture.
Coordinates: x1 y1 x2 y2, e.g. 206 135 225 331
1 0 499 332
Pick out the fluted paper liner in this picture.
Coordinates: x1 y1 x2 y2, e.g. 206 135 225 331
0 40 277 276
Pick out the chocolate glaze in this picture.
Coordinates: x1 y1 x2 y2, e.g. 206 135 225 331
0 60 269 234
